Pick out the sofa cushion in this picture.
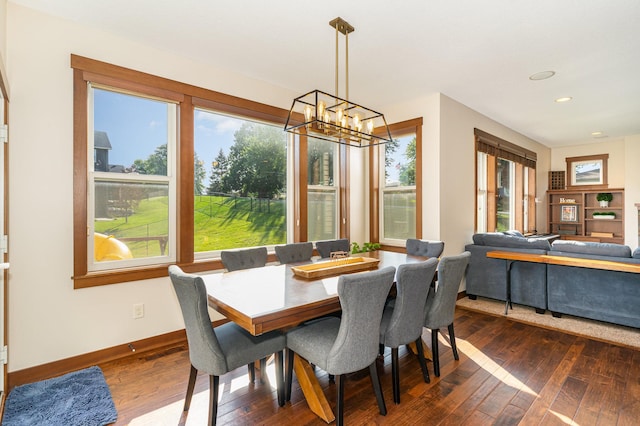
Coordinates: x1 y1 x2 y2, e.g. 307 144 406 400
471 232 502 245
551 240 631 258
502 230 524 238
633 247 640 259
476 233 551 251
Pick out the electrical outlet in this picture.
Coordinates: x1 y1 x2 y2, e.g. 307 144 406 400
133 303 144 319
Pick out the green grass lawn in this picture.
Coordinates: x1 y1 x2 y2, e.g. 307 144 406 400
95 195 286 257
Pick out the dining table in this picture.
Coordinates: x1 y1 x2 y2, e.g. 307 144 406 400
200 249 429 423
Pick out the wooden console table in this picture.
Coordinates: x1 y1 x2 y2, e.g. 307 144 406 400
486 250 640 314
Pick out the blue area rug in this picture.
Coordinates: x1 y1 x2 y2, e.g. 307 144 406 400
2 366 118 426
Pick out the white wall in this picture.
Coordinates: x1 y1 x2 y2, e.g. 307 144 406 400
0 0 6 61
550 137 638 249
5 3 298 372
624 135 640 248
550 139 626 188
384 93 442 241
384 93 551 257
439 95 551 256
1 0 7 97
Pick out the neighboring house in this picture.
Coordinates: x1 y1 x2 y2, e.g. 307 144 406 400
94 130 111 218
93 130 111 172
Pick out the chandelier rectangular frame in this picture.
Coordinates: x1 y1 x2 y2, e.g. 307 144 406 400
284 17 393 148
284 89 392 148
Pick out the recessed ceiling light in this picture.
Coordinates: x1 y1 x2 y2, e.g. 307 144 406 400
591 131 607 138
554 97 573 103
529 71 556 81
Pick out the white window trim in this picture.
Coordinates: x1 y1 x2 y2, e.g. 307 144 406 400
308 140 340 243
507 161 516 231
477 152 488 233
378 140 417 245
87 85 177 271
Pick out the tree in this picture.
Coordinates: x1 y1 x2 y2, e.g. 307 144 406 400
308 138 334 185
222 123 286 198
398 137 416 186
194 152 206 195
384 138 400 180
207 149 228 195
132 144 167 176
119 144 168 220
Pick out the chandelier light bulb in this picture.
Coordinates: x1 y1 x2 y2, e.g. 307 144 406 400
336 108 344 126
353 113 361 130
367 119 374 134
304 105 313 122
317 101 326 121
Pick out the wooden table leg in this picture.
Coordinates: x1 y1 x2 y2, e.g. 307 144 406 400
293 354 335 423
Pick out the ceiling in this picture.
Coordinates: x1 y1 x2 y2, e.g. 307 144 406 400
10 0 640 148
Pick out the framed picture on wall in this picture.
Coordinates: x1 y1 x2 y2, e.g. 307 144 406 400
566 154 608 189
560 204 578 222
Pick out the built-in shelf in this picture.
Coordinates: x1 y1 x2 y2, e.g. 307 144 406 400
547 188 624 244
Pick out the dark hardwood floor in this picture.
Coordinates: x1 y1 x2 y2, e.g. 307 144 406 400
100 308 640 425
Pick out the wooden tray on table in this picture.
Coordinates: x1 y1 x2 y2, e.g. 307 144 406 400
291 257 381 279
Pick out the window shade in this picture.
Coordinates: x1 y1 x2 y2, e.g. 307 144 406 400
474 128 536 169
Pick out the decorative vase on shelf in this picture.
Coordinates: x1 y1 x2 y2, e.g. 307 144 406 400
596 193 612 208
593 212 616 220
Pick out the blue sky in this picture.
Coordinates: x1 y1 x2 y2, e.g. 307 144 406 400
94 87 405 183
385 134 412 185
93 89 241 177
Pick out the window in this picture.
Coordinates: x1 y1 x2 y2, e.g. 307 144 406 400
72 55 293 287
307 137 339 242
475 129 536 233
89 87 177 271
370 118 422 246
381 134 416 242
496 158 514 231
193 109 287 256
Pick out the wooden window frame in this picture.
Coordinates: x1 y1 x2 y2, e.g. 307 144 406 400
369 117 423 248
474 129 537 234
72 55 305 288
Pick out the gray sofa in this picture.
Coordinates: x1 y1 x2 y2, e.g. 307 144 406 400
465 233 640 328
546 240 640 328
464 232 551 313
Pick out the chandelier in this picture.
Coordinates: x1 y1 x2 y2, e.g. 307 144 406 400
284 17 393 148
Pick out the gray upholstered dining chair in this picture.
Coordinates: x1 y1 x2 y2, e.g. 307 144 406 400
168 265 286 425
315 238 350 258
220 246 268 272
220 246 270 382
285 266 396 426
379 258 439 403
406 238 445 258
423 251 470 377
274 242 313 264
